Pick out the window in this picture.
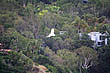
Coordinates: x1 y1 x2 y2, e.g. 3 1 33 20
98 41 105 46
100 36 105 40
98 42 101 45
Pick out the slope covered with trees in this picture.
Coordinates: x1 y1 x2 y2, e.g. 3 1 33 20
0 0 110 73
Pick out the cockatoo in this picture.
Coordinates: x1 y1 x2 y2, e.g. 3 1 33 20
47 28 55 37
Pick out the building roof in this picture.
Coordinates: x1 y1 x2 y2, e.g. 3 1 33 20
88 32 101 35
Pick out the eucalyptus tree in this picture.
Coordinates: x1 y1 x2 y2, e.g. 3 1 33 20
57 49 79 73
75 46 98 73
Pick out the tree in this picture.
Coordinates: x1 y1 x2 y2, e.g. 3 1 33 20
15 3 41 38
72 16 88 33
93 46 110 73
98 23 110 34
75 46 98 73
0 51 34 73
63 38 75 50
0 0 20 28
43 47 64 66
57 49 79 72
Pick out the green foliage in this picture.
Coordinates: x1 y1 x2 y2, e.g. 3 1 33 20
98 16 106 23
99 24 110 33
73 33 94 48
45 5 60 13
57 49 79 71
76 46 97 59
75 46 98 72
0 35 12 49
4 28 41 50
0 0 20 27
38 9 48 16
45 64 58 73
0 0 110 73
72 16 89 32
0 51 33 73
96 46 110 73
37 55 53 65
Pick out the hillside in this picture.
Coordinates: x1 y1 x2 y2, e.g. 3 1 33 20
0 0 110 73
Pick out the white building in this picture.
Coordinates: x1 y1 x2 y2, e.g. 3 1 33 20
59 31 67 35
88 32 108 47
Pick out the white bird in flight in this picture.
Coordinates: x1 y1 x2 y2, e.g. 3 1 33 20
47 28 55 37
